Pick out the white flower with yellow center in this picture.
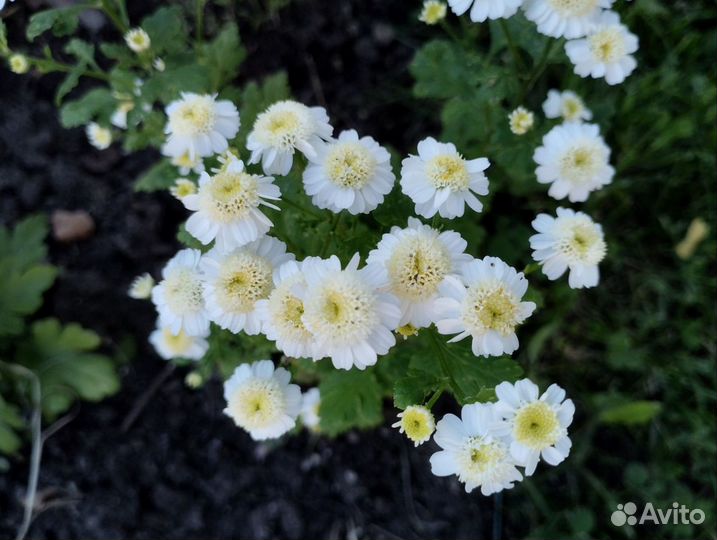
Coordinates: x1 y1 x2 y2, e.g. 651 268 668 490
151 249 209 336
523 0 613 39
393 405 436 447
565 10 639 85
419 0 447 24
530 207 606 288
367 217 471 328
297 254 402 370
170 178 197 201
508 107 535 135
124 28 151 53
435 257 536 357
182 158 281 252
303 129 395 214
256 260 318 359
542 89 592 123
448 0 522 22
401 137 490 219
170 152 205 176
200 236 293 335
300 388 321 432
86 123 112 150
494 378 574 476
247 100 333 176
430 403 523 495
162 93 240 159
223 360 302 441
9 54 30 74
534 122 613 202
149 324 209 361
128 272 155 299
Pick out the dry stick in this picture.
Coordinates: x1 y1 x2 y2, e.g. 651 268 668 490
121 363 176 432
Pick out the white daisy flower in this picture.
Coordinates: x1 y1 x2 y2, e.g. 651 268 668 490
392 405 436 447
223 360 302 441
448 0 522 22
162 93 240 160
128 272 155 299
419 0 448 24
149 324 209 361
299 388 321 431
151 249 209 336
435 257 536 357
182 158 281 252
542 89 592 123
530 207 606 288
9 54 30 74
494 378 575 476
367 217 471 328
86 123 112 150
256 260 318 359
303 129 395 214
169 178 197 202
200 236 293 335
534 122 613 202
565 10 639 85
297 254 402 370
247 100 333 176
124 28 151 53
400 137 490 219
170 152 205 176
430 403 523 495
523 0 614 39
508 107 535 135
110 101 134 129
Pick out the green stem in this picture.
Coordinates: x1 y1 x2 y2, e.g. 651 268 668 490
320 212 343 257
519 39 556 103
0 362 42 540
429 328 454 386
99 0 128 34
281 195 322 220
195 0 206 48
31 57 109 81
498 19 525 76
114 0 129 28
426 387 444 409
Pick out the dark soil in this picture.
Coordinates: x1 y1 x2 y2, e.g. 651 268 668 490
0 1 498 538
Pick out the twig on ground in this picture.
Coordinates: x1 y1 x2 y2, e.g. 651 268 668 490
121 363 175 432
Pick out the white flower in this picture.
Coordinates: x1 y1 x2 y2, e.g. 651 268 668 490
223 360 302 440
200 236 294 334
247 100 333 176
111 101 134 129
367 217 471 328
128 272 155 299
419 0 447 24
400 137 490 219
495 378 574 476
508 107 535 135
256 260 318 359
162 93 240 159
153 57 166 72
435 257 536 357
565 10 639 85
170 178 197 201
0 0 17 12
523 0 613 39
86 123 112 150
8 54 29 74
182 158 281 252
542 89 592 123
430 403 523 495
448 0 522 22
392 405 436 446
124 28 151 53
151 249 209 336
300 388 321 431
149 324 209 361
534 122 613 202
303 129 395 214
170 152 205 176
297 254 402 370
530 207 606 288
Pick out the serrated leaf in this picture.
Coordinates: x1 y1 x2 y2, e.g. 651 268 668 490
200 330 276 379
134 160 177 192
0 214 48 270
55 69 82 105
64 38 97 68
26 6 84 41
393 372 440 409
410 40 483 99
200 23 246 91
141 6 187 55
319 368 383 436
59 88 116 128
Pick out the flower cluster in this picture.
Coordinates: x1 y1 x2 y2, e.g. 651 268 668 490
447 0 639 85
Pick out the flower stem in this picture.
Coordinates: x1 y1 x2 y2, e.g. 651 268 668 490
426 387 444 409
195 0 207 48
519 39 556 103
498 19 525 76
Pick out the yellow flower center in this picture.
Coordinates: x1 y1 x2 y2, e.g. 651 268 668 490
387 235 452 300
464 284 519 335
458 437 507 478
426 154 470 190
559 144 603 184
400 406 435 444
171 97 216 135
589 27 627 63
557 220 607 265
164 268 204 315
562 97 584 121
420 0 447 24
547 0 598 17
228 379 284 430
325 142 376 188
216 253 273 313
204 170 260 222
254 102 314 151
513 402 561 449
161 328 193 355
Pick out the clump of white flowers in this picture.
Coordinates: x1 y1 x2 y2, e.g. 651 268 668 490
543 89 592 123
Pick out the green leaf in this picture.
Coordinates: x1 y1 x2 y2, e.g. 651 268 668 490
26 6 84 41
199 330 276 379
134 160 178 192
59 88 116 128
200 23 246 91
0 214 49 270
319 368 384 436
410 40 483 99
0 395 24 455
599 401 662 425
141 6 187 55
64 38 97 68
393 372 440 409
233 72 291 150
16 319 119 419
55 69 83 105
141 64 212 103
